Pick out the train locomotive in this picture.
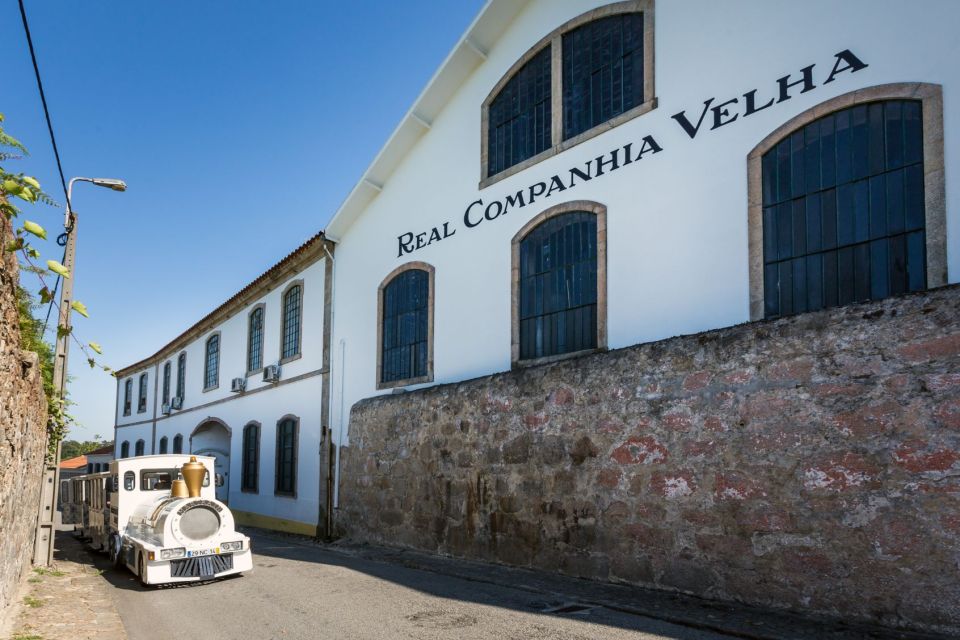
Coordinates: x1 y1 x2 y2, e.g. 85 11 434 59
63 454 252 585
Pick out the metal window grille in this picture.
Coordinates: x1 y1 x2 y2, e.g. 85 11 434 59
381 269 429 384
120 441 129 458
162 362 171 404
123 379 132 416
242 423 259 492
173 434 183 454
159 436 168 454
248 307 264 372
204 335 220 389
519 212 598 360
761 100 925 318
275 419 297 495
134 440 145 456
176 353 186 400
562 13 644 141
138 373 148 413
281 286 302 359
488 44 552 177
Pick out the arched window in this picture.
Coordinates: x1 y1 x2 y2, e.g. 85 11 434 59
176 352 186 401
241 422 260 493
378 263 434 389
120 441 129 458
486 44 552 178
159 436 168 454
562 11 646 140
134 439 145 456
123 379 132 416
137 373 148 413
172 434 183 454
275 417 298 496
247 305 264 373
162 361 171 405
204 334 220 390
748 84 946 320
512 202 607 364
481 1 655 185
281 284 302 361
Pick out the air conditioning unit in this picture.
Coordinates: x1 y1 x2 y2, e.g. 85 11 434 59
231 377 246 393
161 402 171 415
171 396 183 410
263 364 281 383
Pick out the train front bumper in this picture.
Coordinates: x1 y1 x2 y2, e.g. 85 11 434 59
143 548 253 585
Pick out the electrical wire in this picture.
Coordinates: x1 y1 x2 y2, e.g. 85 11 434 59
18 0 72 336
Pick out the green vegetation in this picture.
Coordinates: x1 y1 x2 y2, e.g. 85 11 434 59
26 577 41 584
60 438 112 460
11 633 44 640
22 596 42 608
31 567 65 578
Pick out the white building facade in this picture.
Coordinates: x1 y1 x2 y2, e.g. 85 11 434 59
113 234 333 535
116 0 959 533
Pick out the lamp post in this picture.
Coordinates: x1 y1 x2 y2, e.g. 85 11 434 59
34 176 126 566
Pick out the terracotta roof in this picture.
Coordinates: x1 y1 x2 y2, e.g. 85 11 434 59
60 455 88 470
117 231 329 377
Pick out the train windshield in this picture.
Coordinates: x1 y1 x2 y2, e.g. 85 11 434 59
141 470 176 491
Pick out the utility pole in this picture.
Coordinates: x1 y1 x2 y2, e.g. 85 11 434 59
32 211 76 565
33 177 125 565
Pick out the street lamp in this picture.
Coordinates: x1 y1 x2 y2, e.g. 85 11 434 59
35 176 126 566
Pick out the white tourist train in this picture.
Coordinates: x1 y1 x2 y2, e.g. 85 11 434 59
63 454 252 585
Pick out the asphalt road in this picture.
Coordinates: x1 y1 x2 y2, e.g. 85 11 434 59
95 529 736 640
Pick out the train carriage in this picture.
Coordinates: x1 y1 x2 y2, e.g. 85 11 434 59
64 454 252 585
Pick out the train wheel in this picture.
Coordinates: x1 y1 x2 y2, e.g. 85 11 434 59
137 554 148 587
109 534 123 569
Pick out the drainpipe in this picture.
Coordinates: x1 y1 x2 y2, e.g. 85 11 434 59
320 243 336 539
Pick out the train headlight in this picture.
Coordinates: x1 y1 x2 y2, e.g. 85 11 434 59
160 547 186 559
220 541 243 552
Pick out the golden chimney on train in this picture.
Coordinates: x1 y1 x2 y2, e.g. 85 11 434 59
181 456 205 498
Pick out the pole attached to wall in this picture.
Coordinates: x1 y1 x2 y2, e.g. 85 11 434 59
33 209 77 565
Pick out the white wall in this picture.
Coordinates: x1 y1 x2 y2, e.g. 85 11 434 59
329 0 960 462
114 257 326 526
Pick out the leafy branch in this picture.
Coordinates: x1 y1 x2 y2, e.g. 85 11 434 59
1 113 113 458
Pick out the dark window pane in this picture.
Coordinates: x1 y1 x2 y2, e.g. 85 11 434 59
759 100 925 319
907 230 925 292
519 212 597 360
904 164 924 230
489 45 552 175
885 101 904 170
282 286 302 359
563 13 644 140
381 270 430 383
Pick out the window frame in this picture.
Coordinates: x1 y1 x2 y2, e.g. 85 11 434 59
162 361 171 405
376 262 435 390
137 373 148 413
122 379 132 416
203 332 221 392
241 421 260 494
274 416 298 498
120 441 129 458
247 303 266 376
172 434 183 454
480 0 656 188
159 436 168 455
511 200 608 367
746 83 946 321
279 280 304 365
176 352 186 401
134 439 145 457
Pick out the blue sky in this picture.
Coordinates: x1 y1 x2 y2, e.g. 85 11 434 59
2 1 484 441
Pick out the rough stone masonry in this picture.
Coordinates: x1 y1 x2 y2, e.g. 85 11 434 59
340 284 960 636
0 212 49 613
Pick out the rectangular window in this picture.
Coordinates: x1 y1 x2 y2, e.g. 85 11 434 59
123 380 132 416
282 285 302 360
176 353 186 400
380 269 430 385
138 374 148 413
204 335 220 390
242 424 259 493
248 307 264 373
162 362 171 404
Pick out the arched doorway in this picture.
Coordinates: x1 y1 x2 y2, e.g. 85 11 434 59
190 418 231 503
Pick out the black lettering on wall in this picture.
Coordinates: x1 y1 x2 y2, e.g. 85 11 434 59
672 98 715 139
824 49 869 84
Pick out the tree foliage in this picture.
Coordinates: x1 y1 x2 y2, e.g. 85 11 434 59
60 437 112 460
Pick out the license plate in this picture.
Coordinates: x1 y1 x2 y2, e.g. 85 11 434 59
186 548 220 557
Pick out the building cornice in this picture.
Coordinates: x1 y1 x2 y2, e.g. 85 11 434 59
116 233 332 378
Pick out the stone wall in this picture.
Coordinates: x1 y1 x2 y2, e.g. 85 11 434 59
0 214 49 612
339 285 960 635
